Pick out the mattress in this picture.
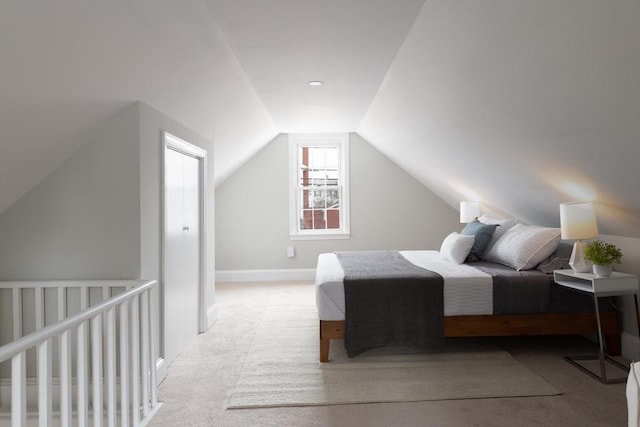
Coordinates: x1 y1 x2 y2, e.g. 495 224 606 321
315 250 494 321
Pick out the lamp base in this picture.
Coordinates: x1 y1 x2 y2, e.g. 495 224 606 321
569 240 592 273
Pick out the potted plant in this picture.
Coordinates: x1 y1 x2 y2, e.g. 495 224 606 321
584 240 623 277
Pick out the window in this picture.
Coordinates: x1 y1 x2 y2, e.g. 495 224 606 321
289 133 350 240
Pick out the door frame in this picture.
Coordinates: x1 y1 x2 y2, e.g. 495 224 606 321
161 131 208 361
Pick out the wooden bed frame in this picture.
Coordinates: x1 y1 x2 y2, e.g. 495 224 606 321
319 312 620 362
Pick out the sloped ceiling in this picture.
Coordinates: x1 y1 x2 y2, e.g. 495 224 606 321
1 1 638 237
359 0 640 237
0 0 278 212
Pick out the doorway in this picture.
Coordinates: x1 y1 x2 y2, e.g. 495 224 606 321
162 132 207 366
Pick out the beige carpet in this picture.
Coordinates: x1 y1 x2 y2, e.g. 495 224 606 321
227 288 561 409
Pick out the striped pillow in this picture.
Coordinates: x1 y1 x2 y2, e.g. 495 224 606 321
478 215 518 254
483 223 561 271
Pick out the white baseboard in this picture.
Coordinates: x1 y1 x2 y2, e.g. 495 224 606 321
215 269 315 282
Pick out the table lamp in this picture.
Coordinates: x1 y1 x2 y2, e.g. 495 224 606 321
559 202 598 273
460 201 480 223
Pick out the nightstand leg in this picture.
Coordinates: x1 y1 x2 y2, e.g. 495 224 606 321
635 294 640 358
593 294 607 382
564 293 628 384
634 294 640 336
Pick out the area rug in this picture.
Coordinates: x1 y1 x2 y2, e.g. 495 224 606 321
227 287 561 409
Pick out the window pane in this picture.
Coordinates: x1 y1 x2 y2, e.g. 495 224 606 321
324 148 339 169
327 209 340 229
301 209 313 230
327 188 340 208
306 146 338 170
298 147 309 186
308 169 325 187
325 170 339 186
307 147 329 169
299 146 341 187
313 189 326 208
314 210 326 230
301 189 311 209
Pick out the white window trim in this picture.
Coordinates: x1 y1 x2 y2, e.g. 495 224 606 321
288 133 350 240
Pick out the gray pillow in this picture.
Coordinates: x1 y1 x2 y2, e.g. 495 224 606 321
460 219 498 262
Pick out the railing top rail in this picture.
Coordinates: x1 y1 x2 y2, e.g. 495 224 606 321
0 279 146 289
0 279 157 362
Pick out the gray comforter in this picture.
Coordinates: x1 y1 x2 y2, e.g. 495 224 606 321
336 250 444 357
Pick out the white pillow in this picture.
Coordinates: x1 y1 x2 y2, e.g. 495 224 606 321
478 214 518 254
440 232 475 264
482 223 561 271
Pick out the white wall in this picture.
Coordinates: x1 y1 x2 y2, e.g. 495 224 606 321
0 104 141 280
215 132 459 272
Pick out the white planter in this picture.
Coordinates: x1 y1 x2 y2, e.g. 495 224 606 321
593 264 613 277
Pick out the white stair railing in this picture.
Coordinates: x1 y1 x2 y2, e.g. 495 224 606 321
0 280 161 427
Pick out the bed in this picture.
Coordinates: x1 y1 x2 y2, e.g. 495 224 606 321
315 219 620 362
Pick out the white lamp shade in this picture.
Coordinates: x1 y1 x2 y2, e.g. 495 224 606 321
559 202 598 240
460 201 480 223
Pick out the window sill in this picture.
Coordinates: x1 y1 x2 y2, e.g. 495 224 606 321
290 233 351 241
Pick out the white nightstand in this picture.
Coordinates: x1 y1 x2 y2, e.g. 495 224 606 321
554 269 639 384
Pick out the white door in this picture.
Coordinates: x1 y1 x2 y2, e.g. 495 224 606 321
164 145 201 366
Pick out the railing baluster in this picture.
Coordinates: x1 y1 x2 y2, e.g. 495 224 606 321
92 314 104 427
141 291 150 416
106 307 117 427
9 291 25 426
59 329 72 427
11 288 27 427
130 295 141 427
120 300 130 427
11 352 26 427
148 289 158 406
35 286 44 330
102 286 110 391
77 287 90 427
57 287 66 321
37 338 52 427
58 287 72 427
11 288 22 340
35 287 49 426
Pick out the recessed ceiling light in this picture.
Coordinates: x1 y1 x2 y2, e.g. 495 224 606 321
308 81 324 86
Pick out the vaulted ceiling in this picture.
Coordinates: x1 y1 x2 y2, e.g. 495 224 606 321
1 0 638 237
